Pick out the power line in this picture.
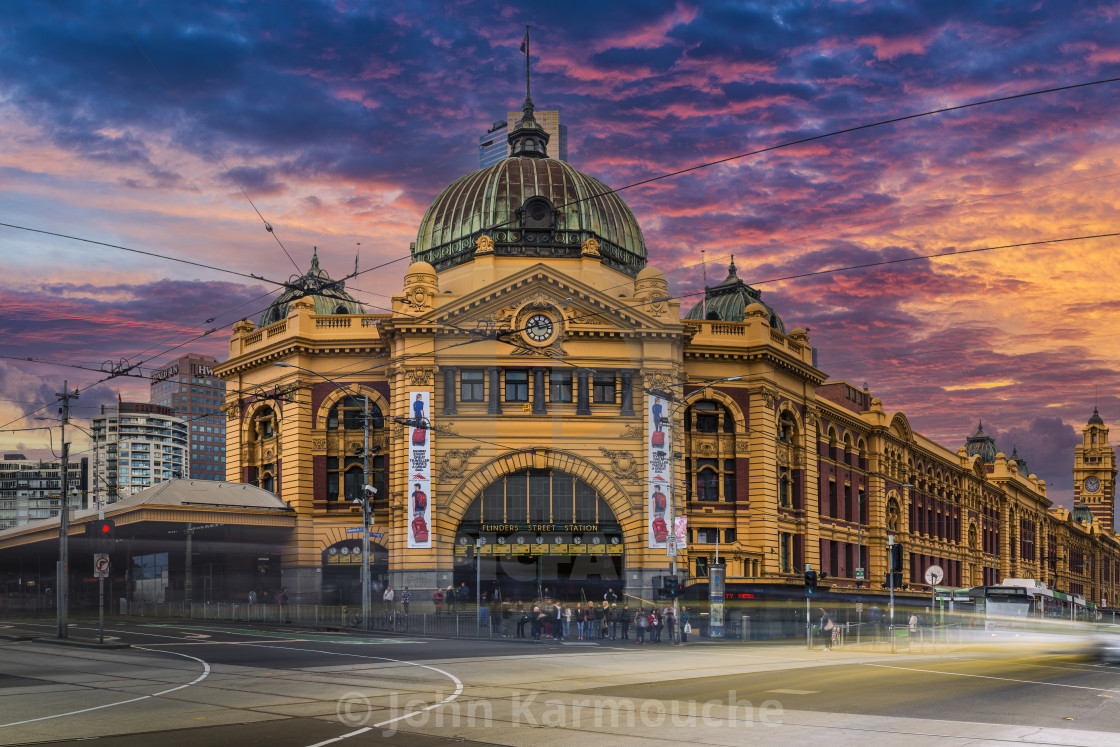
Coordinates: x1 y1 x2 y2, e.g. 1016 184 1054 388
109 7 302 276
0 222 272 283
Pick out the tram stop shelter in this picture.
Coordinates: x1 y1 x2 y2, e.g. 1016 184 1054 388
0 480 296 614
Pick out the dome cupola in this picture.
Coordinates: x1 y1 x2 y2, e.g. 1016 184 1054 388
412 43 646 276
684 256 786 332
258 249 364 327
964 421 999 464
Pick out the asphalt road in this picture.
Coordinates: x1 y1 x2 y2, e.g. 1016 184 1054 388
2 618 1118 745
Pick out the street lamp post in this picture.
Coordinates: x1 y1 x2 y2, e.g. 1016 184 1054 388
274 361 376 630
646 375 743 643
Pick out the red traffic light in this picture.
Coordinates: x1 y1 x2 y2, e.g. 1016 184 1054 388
86 520 115 539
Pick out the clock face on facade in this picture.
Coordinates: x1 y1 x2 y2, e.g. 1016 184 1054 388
1084 476 1101 493
525 314 554 342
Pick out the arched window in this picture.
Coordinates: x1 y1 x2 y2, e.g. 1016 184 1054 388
688 400 734 434
327 396 384 431
459 469 616 526
259 466 275 493
334 305 349 315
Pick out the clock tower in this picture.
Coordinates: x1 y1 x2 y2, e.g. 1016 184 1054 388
1073 408 1117 529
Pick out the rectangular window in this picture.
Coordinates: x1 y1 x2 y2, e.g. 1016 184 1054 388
724 528 736 543
552 471 573 519
779 532 792 573
505 474 527 523
592 372 615 404
505 370 529 402
482 482 504 522
461 370 485 402
574 480 596 522
528 469 550 522
548 371 573 402
829 481 837 517
695 412 719 433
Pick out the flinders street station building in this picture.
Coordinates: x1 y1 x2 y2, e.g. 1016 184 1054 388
213 95 1120 614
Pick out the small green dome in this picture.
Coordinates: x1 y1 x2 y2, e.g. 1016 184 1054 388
684 257 786 332
259 249 364 327
964 421 999 464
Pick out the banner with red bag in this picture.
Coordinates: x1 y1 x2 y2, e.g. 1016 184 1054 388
647 394 671 549
407 390 433 549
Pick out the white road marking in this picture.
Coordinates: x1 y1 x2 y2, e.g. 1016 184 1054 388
768 688 820 694
226 642 464 747
0 647 211 728
863 663 1120 693
306 727 371 746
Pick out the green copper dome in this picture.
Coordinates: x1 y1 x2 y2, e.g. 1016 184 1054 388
413 99 646 275
684 257 786 332
258 249 365 327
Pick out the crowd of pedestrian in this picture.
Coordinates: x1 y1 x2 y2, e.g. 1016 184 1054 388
487 594 691 644
356 583 695 643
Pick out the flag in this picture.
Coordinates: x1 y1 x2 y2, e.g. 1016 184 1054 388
519 32 527 53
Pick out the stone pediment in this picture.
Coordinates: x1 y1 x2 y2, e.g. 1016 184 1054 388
429 264 675 339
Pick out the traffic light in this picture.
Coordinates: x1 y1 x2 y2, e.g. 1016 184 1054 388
86 519 114 549
86 519 115 539
804 570 818 594
663 575 679 597
890 542 904 575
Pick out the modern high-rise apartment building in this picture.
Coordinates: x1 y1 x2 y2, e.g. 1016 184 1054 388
91 403 189 503
0 453 87 529
478 109 568 167
149 354 226 481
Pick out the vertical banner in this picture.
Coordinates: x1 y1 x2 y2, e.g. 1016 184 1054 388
407 391 432 549
674 516 688 550
647 394 670 548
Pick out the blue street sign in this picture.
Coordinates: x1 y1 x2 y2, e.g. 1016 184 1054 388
345 529 384 538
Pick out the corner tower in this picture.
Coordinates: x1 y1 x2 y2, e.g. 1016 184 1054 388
1074 408 1117 529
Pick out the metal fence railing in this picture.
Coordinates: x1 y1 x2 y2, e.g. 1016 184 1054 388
123 600 508 638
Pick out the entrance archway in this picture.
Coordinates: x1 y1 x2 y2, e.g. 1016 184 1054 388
454 468 625 603
321 538 388 605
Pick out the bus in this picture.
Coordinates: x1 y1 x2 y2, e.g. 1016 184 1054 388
968 579 1091 633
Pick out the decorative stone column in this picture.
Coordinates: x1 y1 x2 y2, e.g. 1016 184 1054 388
532 367 547 414
488 366 502 415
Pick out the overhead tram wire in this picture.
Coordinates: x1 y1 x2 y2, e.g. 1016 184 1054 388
343 76 1120 314
516 75 1120 235
10 77 1118 361
9 80 1117 415
0 221 486 341
109 8 301 276
550 229 1120 327
590 168 1120 301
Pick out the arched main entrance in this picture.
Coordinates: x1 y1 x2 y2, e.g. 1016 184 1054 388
454 468 624 603
321 538 388 605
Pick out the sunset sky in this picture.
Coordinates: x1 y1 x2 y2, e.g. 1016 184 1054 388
2 1 1119 515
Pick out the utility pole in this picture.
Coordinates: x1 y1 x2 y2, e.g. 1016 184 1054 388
56 381 79 638
361 394 372 631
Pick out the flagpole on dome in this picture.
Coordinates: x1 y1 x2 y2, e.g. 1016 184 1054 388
520 25 531 107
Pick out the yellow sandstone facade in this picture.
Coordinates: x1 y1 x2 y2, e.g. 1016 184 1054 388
215 97 1120 612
